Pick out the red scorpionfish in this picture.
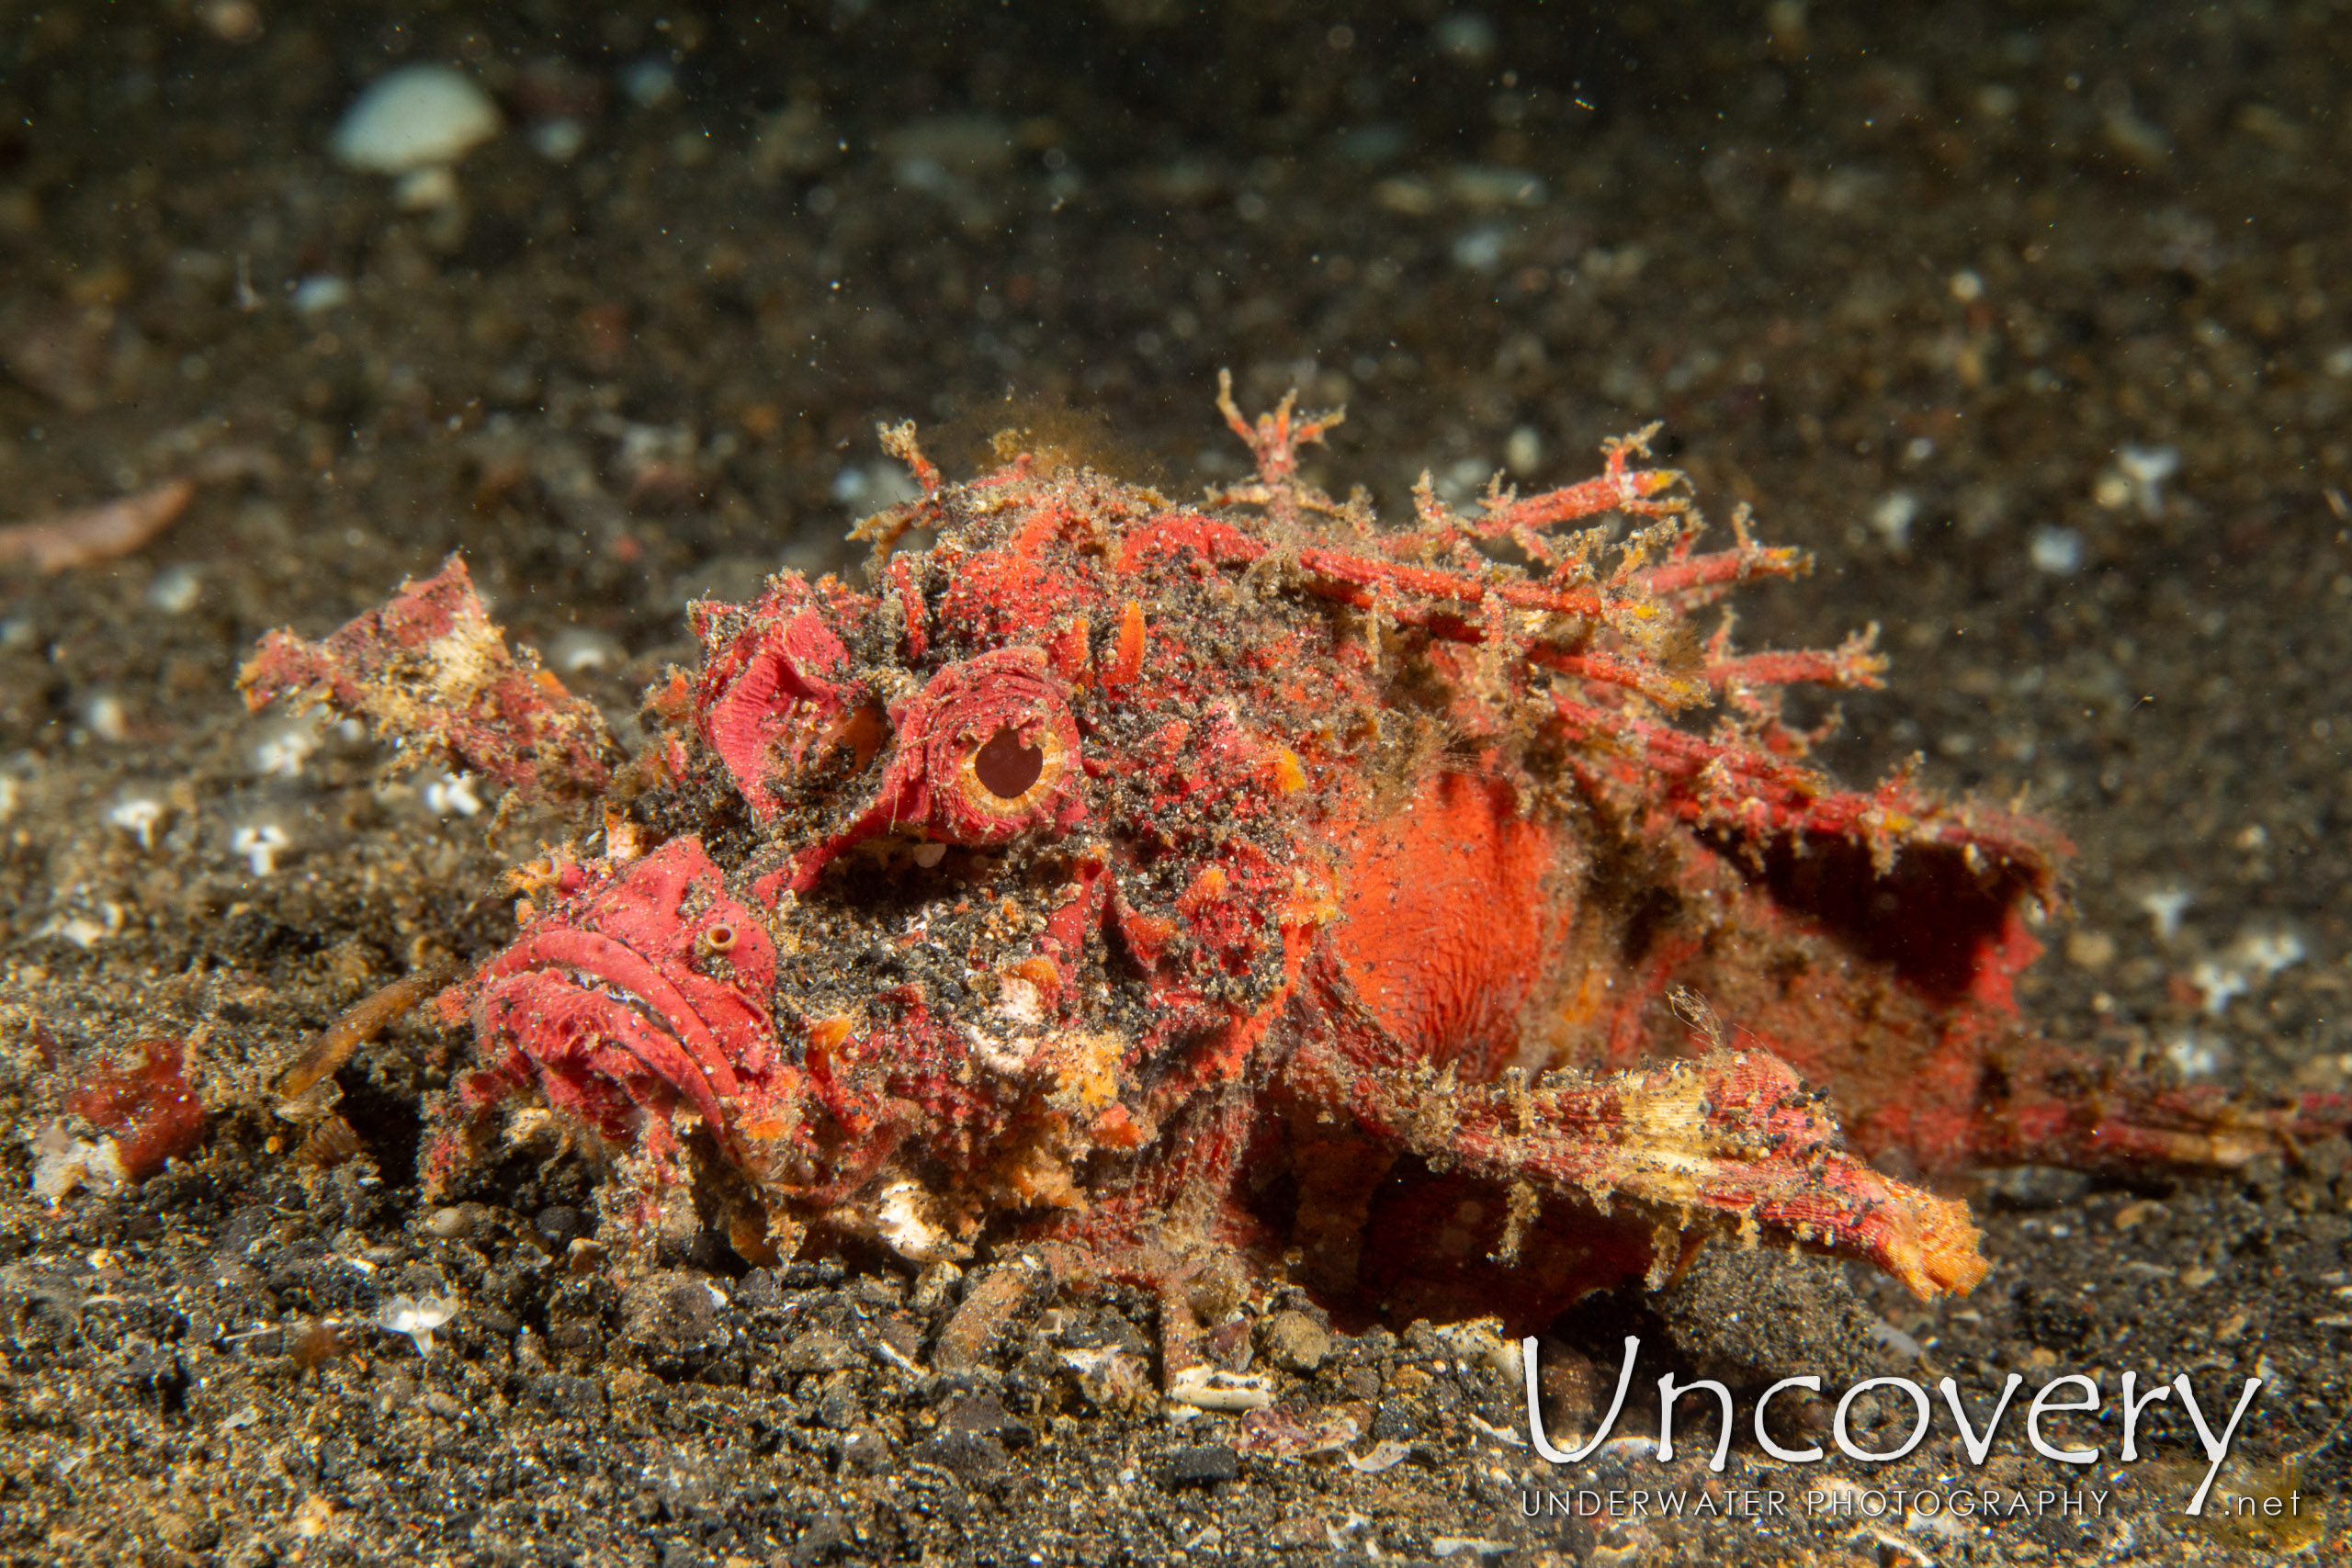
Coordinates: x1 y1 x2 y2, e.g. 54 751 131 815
245 379 2336 1376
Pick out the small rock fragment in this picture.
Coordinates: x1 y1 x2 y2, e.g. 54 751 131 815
779 1328 857 1373
840 1424 893 1473
392 166 460 211
938 1391 1033 1448
793 1511 858 1565
1161 1443 1238 1487
333 65 502 175
910 1429 1009 1480
534 1373 605 1418
1057 1344 1154 1411
1261 1309 1332 1372
933 1258 1044 1371
622 1272 730 1358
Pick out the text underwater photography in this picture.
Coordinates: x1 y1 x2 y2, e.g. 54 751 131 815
1513 1335 2299 1529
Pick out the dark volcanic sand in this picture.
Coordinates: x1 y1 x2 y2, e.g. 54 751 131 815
2 4 2347 1563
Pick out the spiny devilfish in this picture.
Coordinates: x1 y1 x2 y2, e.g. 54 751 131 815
243 378 2338 1382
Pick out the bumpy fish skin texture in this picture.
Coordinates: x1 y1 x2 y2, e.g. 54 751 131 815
254 384 2335 1357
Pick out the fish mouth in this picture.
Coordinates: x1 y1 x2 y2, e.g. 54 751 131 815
470 836 776 1156
478 931 748 1142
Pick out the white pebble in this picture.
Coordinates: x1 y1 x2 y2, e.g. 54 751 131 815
2028 526 2083 574
32 1121 128 1204
84 694 130 742
332 64 502 175
424 772 483 818
1504 425 1542 476
1441 457 1491 502
253 717 322 779
1870 491 1917 550
2164 1027 2230 1078
548 628 621 674
1450 226 1508 272
393 165 461 211
46 907 123 949
290 276 352 316
530 117 587 162
833 463 922 510
620 58 677 108
2232 928 2306 980
1866 1317 1926 1359
147 563 202 613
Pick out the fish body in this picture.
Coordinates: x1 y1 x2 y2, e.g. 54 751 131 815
250 386 2324 1346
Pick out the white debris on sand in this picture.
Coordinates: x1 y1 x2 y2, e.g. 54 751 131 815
251 715 322 780
2138 886 2192 941
231 821 290 876
376 1294 460 1355
423 771 483 818
332 65 501 175
2164 1026 2231 1079
31 1121 129 1204
106 795 164 849
2116 443 2182 515
1165 1365 1275 1413
290 276 352 316
2189 927 2309 1016
2029 525 2083 574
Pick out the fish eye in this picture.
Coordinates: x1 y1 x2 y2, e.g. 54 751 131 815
896 648 1088 845
973 726 1046 800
